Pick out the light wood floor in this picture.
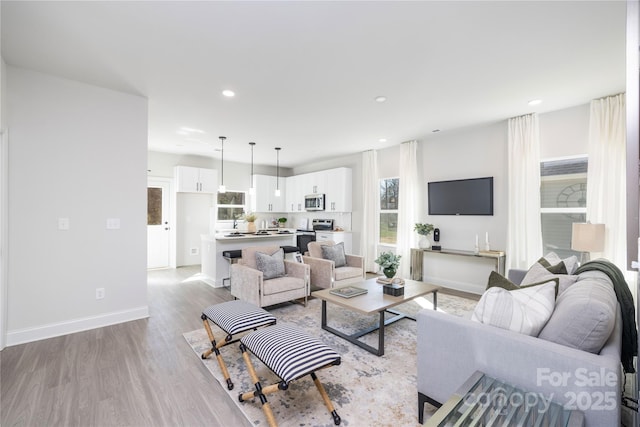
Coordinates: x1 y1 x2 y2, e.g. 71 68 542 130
1 266 252 427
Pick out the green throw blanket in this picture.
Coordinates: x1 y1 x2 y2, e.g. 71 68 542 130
575 259 637 373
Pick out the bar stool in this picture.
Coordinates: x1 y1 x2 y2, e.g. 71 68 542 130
222 249 242 289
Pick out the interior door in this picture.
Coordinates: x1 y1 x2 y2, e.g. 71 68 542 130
147 180 171 269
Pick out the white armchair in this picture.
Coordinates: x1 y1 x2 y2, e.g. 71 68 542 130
302 241 365 289
230 246 310 308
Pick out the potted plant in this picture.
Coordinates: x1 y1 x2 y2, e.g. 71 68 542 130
414 223 434 249
239 212 258 233
374 251 401 278
277 217 287 228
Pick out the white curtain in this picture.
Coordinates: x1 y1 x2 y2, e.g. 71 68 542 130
361 150 379 272
587 94 626 271
397 141 420 278
507 114 543 271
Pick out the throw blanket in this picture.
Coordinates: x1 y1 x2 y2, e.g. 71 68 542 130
575 260 637 373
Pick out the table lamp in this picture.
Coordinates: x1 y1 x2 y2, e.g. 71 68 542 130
571 222 605 264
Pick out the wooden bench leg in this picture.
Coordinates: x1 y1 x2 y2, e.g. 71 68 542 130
200 315 233 390
311 372 341 425
238 344 278 427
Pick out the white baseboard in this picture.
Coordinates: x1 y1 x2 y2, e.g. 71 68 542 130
423 276 484 295
198 272 224 288
5 306 149 347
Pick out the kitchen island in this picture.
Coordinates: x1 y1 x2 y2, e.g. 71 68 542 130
201 231 297 288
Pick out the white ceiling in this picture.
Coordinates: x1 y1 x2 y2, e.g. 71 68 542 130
1 1 627 168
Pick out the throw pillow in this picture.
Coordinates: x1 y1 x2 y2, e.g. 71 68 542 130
321 242 347 268
541 252 579 275
255 249 286 280
521 262 578 296
471 280 557 336
486 271 519 291
486 270 559 297
538 280 617 354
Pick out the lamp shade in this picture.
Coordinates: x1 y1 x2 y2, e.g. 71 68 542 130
571 223 605 252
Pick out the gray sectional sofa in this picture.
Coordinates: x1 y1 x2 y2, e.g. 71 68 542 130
417 263 624 426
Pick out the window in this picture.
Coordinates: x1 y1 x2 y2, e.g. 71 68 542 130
379 178 399 245
217 191 246 221
540 156 587 258
147 187 162 225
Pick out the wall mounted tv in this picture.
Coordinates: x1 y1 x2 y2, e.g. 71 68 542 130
428 177 494 216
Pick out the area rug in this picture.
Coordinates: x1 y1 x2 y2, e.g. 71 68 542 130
184 293 476 427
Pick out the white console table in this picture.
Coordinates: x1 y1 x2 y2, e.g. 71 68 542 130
410 248 506 282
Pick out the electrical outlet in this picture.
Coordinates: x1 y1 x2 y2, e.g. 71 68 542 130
58 217 70 230
95 288 105 300
190 247 199 255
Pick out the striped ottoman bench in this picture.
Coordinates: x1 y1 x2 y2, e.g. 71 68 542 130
238 324 342 427
200 300 276 390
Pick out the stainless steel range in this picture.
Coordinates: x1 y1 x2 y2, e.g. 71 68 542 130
296 219 333 254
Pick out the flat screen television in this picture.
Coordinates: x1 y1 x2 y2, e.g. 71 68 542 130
428 177 494 216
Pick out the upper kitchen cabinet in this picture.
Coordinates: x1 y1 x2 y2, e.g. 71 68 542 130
325 167 352 212
175 166 217 193
291 167 352 212
286 175 305 213
252 174 287 213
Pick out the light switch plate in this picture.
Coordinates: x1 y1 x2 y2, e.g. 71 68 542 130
106 218 120 230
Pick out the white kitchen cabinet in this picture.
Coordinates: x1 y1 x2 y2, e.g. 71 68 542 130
286 175 305 213
325 167 352 212
315 231 353 254
302 171 327 195
252 174 286 213
175 166 217 193
290 168 352 212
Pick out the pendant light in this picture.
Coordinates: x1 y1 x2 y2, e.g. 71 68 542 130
274 147 281 197
248 142 256 195
218 136 226 193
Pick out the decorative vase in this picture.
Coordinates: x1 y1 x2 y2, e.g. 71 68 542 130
247 222 256 233
383 267 396 278
419 235 431 249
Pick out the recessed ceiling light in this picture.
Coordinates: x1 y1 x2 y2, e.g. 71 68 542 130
378 138 387 143
222 90 235 97
375 96 387 103
179 127 204 134
528 99 542 106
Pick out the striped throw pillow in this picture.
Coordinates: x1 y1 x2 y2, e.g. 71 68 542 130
471 280 557 336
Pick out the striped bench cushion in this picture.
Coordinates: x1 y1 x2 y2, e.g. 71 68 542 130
241 324 341 384
202 301 276 335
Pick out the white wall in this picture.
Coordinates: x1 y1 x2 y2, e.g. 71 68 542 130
421 121 508 253
176 193 213 266
539 103 589 159
6 67 148 345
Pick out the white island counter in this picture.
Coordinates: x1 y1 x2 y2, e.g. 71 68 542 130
201 232 297 288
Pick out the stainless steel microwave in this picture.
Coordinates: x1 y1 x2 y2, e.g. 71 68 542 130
304 194 325 211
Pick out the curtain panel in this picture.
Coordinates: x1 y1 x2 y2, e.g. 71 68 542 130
361 150 379 272
507 113 543 270
587 93 627 271
397 140 420 279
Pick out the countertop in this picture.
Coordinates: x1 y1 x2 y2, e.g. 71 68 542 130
214 231 297 241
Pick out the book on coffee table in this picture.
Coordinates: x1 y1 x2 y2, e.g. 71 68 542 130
329 286 368 298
